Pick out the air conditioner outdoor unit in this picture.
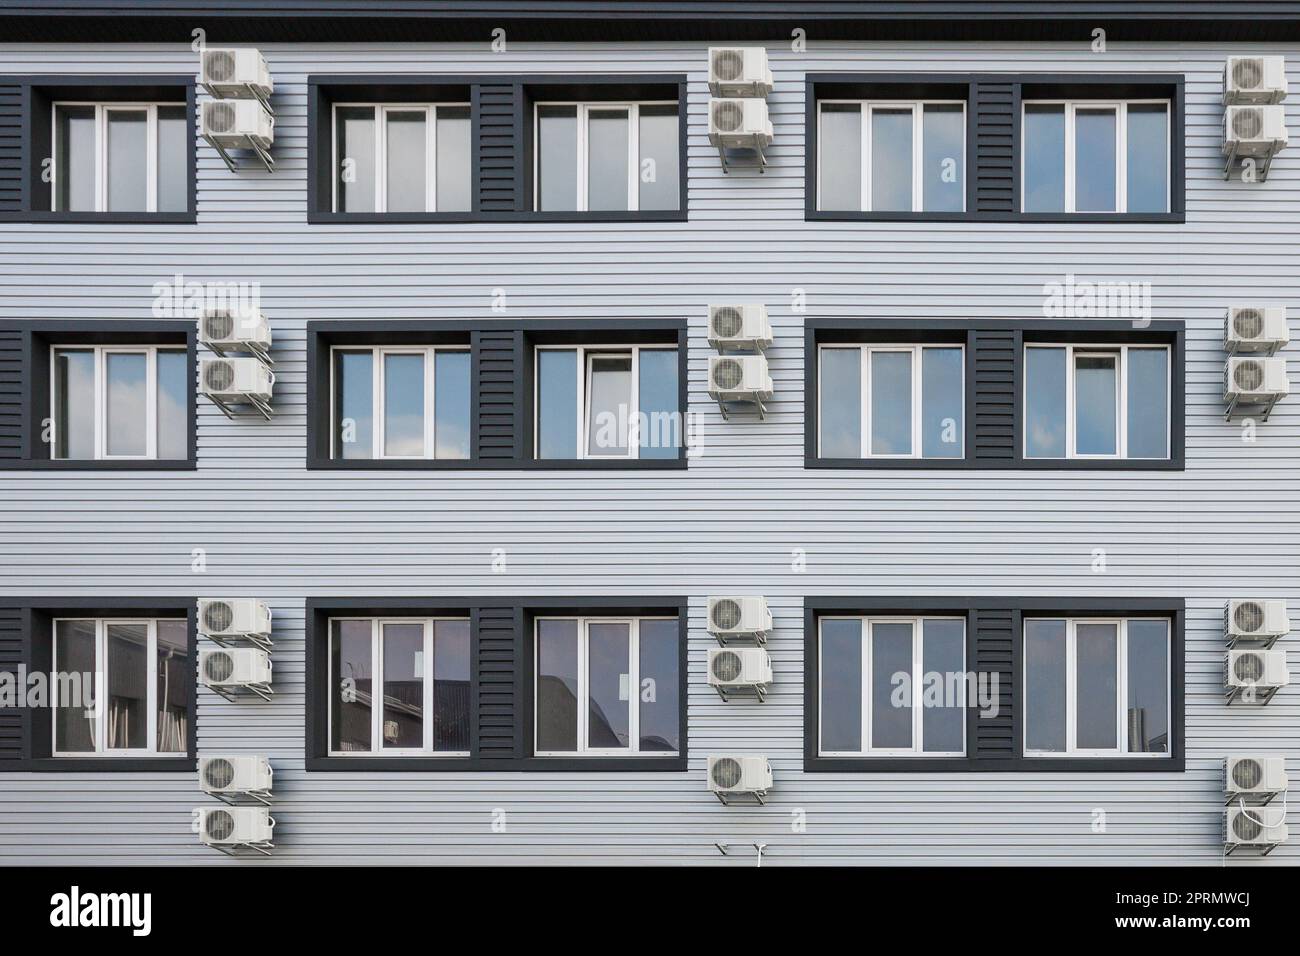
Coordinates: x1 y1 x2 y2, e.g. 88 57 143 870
201 47 273 101
708 647 774 700
1225 806 1288 854
200 647 272 700
708 97 773 149
1226 599 1290 645
1225 755 1288 801
708 304 773 352
708 754 772 805
1224 55 1288 105
708 355 773 415
708 47 774 98
198 806 275 850
707 596 772 644
1223 104 1288 156
1223 356 1288 417
1224 306 1289 355
199 754 274 803
198 598 273 648
199 308 272 360
201 356 274 404
1225 648 1290 704
201 99 275 150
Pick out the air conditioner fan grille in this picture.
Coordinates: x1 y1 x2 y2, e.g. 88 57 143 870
204 651 235 683
711 757 742 789
1232 758 1264 791
1234 653 1264 683
1232 108 1264 140
1234 360 1264 392
205 808 235 841
1234 601 1264 634
1233 59 1264 91
712 650 743 682
204 758 236 790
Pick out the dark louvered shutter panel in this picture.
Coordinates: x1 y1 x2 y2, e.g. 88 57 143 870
0 606 24 765
474 82 519 212
973 80 1016 214
973 608 1016 759
474 605 517 759
0 80 21 212
0 327 23 461
472 329 520 461
972 328 1017 463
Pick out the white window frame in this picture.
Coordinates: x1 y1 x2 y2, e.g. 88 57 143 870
1020 99 1171 213
51 102 184 213
1022 343 1171 460
326 616 471 757
816 99 967 213
330 102 470 213
51 618 186 757
533 616 678 757
1023 617 1172 758
816 343 966 459
50 344 184 461
328 344 470 460
817 615 967 758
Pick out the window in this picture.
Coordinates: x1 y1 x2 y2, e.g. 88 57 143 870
818 616 966 756
817 344 964 458
817 100 965 212
52 618 189 756
534 102 680 212
330 346 471 460
1024 617 1170 756
1022 101 1169 213
328 618 471 755
51 345 187 460
534 617 679 756
332 104 472 213
52 103 188 213
535 345 680 460
1024 344 1169 459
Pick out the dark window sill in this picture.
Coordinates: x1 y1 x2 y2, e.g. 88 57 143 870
4 458 197 471
807 457 1182 471
306 457 688 470
806 211 1184 224
308 209 688 224
306 756 476 772
306 755 687 772
806 756 1184 773
27 757 196 773
0 211 197 225
808 457 972 469
520 756 686 772
1017 458 1183 471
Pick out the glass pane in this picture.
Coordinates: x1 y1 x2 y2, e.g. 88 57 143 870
537 349 578 459
53 349 95 459
385 110 427 213
435 106 472 212
55 105 96 212
1126 620 1169 754
382 352 425 457
1076 622 1118 750
638 348 679 459
538 105 577 211
333 349 373 459
155 619 188 753
536 619 579 752
1075 108 1117 212
156 106 188 212
156 350 187 460
106 110 147 212
587 109 630 211
1025 347 1066 457
54 620 97 753
870 622 913 750
1127 103 1168 214
381 623 424 749
922 619 965 753
336 107 376 213
105 622 147 750
588 622 632 749
1075 353 1118 456
921 347 963 457
431 620 471 751
922 104 963 212
819 103 862 211
870 108 913 211
638 619 679 752
434 351 470 459
638 104 679 211
1023 104 1065 212
586 353 632 457
820 618 862 752
870 350 912 455
819 348 862 458
105 352 147 457
1024 619 1067 752
330 620 372 752
1127 347 1168 459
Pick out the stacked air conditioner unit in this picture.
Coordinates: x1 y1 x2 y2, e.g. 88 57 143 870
708 646 774 701
1224 306 1289 356
1222 56 1288 180
199 46 275 172
708 47 774 171
1225 648 1290 705
1224 754 1289 855
197 806 276 856
200 646 273 702
199 598 274 651
708 754 773 806
707 596 773 645
200 754 274 806
1225 599 1290 649
707 304 773 419
200 356 275 419
1223 355 1288 421
199 307 273 364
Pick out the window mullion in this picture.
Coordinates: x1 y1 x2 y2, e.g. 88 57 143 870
628 620 640 754
425 347 436 459
1065 346 1076 459
575 347 586 461
860 347 870 458
145 620 158 755
1117 619 1129 754
912 619 923 754
375 106 387 214
96 620 107 754
1118 345 1128 458
427 105 438 214
576 105 588 213
1116 103 1128 213
627 104 639 213
145 104 158 213
1064 104 1076 214
146 348 158 459
628 346 640 459
94 347 106 460
95 105 106 213
577 620 588 753
1066 621 1077 754
861 619 871 753
372 620 382 755
861 105 872 213
911 347 922 458
912 103 923 213
423 620 434 753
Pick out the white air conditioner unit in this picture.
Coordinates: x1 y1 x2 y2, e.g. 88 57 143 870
201 47 273 100
199 308 272 359
1225 306 1289 355
199 754 273 799
198 599 272 647
1225 755 1288 799
708 647 773 700
708 754 772 805
1226 599 1291 645
708 97 773 149
1224 356 1288 409
1224 56 1288 105
1226 648 1290 704
1223 104 1288 157
708 355 773 411
200 647 272 700
198 806 275 848
707 596 772 644
708 47 774 98
201 99 275 150
708 304 773 352
201 357 274 403
1225 806 1288 853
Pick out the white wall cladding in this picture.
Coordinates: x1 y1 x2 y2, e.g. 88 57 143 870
0 40 1298 865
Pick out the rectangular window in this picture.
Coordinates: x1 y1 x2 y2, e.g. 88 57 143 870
51 345 187 460
817 101 965 212
330 346 471 460
52 103 188 213
332 104 472 213
52 618 189 756
817 345 964 459
327 618 471 755
1024 344 1169 460
534 617 680 756
535 345 680 460
1024 617 1170 756
534 102 680 212
818 616 966 756
1022 101 1169 213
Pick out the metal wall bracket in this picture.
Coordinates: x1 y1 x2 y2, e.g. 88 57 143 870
210 840 274 857
1224 685 1282 705
206 393 273 421
208 682 274 703
211 789 273 808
